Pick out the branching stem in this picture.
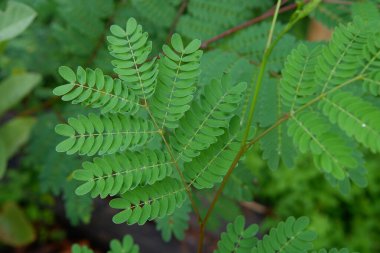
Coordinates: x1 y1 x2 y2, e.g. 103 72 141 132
196 1 323 251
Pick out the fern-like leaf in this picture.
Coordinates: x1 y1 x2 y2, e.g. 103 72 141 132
251 216 317 253
110 177 186 225
258 77 297 170
315 20 368 94
108 235 140 253
107 18 158 99
214 215 258 253
172 75 247 162
73 149 174 198
54 66 141 114
55 113 157 156
184 117 243 189
281 44 320 111
319 91 380 153
288 111 360 180
150 33 202 129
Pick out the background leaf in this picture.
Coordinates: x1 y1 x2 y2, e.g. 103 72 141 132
0 202 36 247
0 1 37 42
0 117 36 159
0 73 41 116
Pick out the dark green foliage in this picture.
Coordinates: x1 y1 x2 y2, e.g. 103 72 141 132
177 0 258 40
312 3 351 28
26 108 93 225
224 22 296 72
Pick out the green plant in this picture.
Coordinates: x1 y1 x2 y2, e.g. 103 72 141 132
50 0 380 252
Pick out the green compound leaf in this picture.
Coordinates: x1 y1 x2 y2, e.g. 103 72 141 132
288 111 362 180
172 75 247 162
319 91 380 153
110 178 186 225
281 44 321 111
73 150 174 198
214 215 258 253
315 20 368 94
55 113 157 156
251 216 317 253
150 33 202 129
108 17 158 99
184 117 244 189
54 66 141 114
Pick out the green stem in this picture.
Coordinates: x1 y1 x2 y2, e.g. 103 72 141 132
241 0 282 146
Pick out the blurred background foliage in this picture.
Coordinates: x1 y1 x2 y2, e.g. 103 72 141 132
0 0 379 252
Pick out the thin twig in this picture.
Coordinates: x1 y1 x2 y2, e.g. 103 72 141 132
240 201 268 214
166 0 189 42
200 2 298 49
